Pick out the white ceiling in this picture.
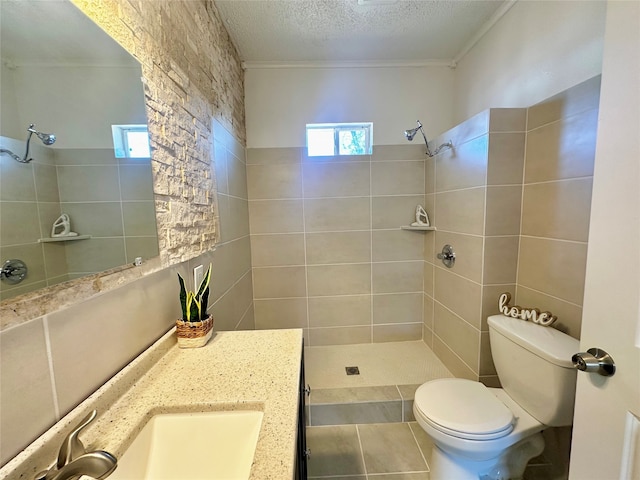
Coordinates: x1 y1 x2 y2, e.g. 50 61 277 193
214 0 510 66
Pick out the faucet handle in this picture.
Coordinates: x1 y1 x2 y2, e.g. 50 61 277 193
56 410 97 468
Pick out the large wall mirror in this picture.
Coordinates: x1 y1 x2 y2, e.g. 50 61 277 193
0 0 159 302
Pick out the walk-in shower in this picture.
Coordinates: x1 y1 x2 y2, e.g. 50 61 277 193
404 120 452 157
0 123 56 163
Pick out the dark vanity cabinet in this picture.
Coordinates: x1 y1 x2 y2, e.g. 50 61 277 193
296 342 309 479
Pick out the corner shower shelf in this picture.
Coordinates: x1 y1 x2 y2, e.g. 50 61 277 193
401 225 436 232
38 235 91 243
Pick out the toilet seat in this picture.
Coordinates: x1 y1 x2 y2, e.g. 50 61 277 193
414 379 515 440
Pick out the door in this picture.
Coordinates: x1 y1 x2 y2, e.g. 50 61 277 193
568 2 640 478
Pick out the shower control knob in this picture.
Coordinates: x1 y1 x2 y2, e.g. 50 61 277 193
437 244 455 268
572 348 615 377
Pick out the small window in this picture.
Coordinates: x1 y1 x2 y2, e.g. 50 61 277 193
111 124 151 158
306 122 373 156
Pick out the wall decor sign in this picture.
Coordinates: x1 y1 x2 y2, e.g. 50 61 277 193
498 292 557 326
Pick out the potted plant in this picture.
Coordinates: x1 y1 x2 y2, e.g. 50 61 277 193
175 264 213 348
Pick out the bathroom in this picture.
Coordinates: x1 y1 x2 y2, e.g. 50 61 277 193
1 0 637 479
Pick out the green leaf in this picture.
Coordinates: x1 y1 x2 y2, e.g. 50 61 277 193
188 292 199 322
177 273 188 320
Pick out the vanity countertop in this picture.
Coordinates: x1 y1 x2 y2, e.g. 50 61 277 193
0 328 304 480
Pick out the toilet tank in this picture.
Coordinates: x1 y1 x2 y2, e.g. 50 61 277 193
488 314 580 427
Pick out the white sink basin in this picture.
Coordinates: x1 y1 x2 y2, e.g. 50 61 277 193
109 410 264 480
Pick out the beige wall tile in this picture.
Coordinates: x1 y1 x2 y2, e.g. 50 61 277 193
306 231 371 265
48 267 179 415
517 236 588 305
65 238 126 273
371 161 425 195
423 293 434 330
246 163 302 199
483 236 519 284
0 319 57 466
304 197 370 232
373 293 422 324
253 298 308 329
485 186 523 236
61 202 123 237
372 230 424 261
57 166 120 202
433 302 480 374
250 233 305 266
373 323 422 342
372 261 423 294
436 134 488 192
435 187 485 235
1 157 36 201
481 284 515 331
489 108 527 132
252 266 307 299
248 199 304 234
371 144 426 161
308 295 371 328
487 133 526 186
119 164 154 201
310 326 371 346
125 237 159 264
433 231 483 283
435 268 482 328
423 221 435 262
372 195 425 229
36 203 63 240
521 177 593 242
307 264 371 296
479 331 497 376
42 242 70 280
303 162 370 197
515 285 582 339
227 153 248 199
423 261 434 296
302 152 370 163
227 196 251 240
432 336 477 381
1 202 41 245
425 157 435 194
122 201 158 236
524 109 598 183
213 139 228 194
33 164 60 202
232 271 254 321
237 304 255 331
246 147 301 165
432 110 488 150
210 287 237 331
527 76 601 130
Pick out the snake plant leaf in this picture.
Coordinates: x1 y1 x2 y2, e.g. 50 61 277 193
191 295 201 322
177 273 188 321
197 265 212 319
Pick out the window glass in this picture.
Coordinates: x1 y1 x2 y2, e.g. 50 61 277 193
306 123 372 156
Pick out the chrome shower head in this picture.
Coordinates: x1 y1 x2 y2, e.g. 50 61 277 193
404 121 423 141
28 125 56 145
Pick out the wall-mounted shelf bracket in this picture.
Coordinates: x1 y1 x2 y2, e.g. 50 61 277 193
401 226 436 232
38 235 91 243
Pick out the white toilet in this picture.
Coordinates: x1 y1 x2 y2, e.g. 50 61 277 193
413 314 579 480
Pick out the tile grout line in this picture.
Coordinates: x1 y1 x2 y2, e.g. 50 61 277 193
355 424 370 479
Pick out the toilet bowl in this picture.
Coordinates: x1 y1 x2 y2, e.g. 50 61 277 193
413 315 579 480
413 379 545 479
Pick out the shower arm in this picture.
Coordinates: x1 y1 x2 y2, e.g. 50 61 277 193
419 127 453 158
0 124 54 163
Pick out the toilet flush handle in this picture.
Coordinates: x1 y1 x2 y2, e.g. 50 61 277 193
572 348 616 377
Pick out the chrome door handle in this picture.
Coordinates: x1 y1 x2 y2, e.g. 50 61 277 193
572 348 616 377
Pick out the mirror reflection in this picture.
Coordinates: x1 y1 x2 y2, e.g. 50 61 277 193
0 0 159 301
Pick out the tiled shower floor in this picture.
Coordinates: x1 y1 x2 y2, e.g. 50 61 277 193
304 341 453 389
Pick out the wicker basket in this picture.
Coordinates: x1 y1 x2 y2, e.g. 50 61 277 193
175 315 213 348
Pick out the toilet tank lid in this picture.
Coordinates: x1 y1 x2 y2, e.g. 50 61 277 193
488 314 579 367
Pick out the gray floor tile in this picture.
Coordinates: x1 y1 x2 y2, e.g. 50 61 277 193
368 474 430 479
311 385 402 404
311 401 402 426
357 423 429 474
408 422 434 464
306 425 366 477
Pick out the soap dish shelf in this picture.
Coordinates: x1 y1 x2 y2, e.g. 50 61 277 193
38 235 91 243
401 226 436 232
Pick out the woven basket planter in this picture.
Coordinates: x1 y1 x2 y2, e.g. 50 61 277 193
176 315 213 348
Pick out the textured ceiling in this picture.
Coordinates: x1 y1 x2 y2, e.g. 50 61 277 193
214 0 508 65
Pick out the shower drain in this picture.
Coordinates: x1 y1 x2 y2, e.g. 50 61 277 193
345 366 360 375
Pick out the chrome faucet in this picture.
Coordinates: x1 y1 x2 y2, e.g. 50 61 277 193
34 410 117 480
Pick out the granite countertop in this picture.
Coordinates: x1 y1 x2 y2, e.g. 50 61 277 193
0 328 304 480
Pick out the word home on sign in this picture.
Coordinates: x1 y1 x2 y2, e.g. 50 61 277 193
498 292 557 326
